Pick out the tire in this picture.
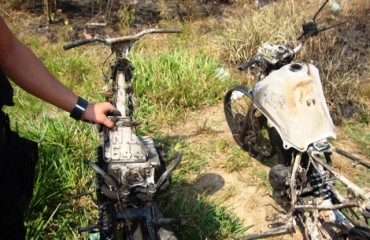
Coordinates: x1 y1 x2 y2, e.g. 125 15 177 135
224 86 251 150
224 86 274 158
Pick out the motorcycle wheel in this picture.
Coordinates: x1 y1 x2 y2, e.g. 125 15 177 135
224 86 274 158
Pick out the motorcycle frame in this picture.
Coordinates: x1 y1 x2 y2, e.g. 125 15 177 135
64 29 182 240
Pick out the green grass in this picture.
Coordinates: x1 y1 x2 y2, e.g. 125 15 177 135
344 120 370 158
10 110 98 239
131 47 236 130
161 192 249 240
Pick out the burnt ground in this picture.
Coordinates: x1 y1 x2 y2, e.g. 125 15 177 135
2 0 369 239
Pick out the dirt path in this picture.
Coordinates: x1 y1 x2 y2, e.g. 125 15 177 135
160 103 304 239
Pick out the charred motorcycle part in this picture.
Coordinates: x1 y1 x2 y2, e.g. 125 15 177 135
228 1 370 239
64 29 182 239
269 164 291 191
309 171 331 199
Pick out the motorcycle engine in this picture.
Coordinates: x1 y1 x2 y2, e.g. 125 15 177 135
101 117 164 200
269 164 291 191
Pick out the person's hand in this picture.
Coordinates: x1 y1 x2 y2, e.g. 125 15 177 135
81 102 117 129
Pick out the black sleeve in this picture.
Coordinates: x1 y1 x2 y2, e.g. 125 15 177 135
0 68 14 109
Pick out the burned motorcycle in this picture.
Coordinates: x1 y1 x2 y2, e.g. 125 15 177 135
223 1 370 239
64 29 182 240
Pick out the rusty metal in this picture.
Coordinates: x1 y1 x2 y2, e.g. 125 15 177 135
294 202 359 210
239 223 295 240
333 147 370 168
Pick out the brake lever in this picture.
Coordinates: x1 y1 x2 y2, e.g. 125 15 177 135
297 20 319 41
297 0 349 41
297 19 348 41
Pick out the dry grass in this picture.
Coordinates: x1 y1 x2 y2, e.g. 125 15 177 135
302 0 370 114
156 0 368 116
198 0 369 118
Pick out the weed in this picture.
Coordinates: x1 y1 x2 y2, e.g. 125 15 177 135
131 47 236 128
117 4 135 28
161 192 249 239
344 121 370 158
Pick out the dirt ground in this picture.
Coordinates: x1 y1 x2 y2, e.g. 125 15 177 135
160 103 303 239
160 101 369 239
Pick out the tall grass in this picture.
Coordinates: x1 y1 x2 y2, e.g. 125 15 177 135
131 47 236 129
8 107 98 239
216 0 305 66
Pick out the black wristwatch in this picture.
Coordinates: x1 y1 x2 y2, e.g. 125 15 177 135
70 97 89 120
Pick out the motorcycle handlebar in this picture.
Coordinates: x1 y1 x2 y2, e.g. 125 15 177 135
63 38 96 50
239 58 259 72
63 28 182 50
292 43 303 54
106 28 181 45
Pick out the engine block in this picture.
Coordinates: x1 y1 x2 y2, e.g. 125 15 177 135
102 117 162 194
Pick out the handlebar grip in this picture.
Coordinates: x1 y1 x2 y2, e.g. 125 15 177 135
238 58 258 72
63 38 94 50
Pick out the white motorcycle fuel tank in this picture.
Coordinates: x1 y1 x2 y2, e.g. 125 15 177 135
252 63 336 152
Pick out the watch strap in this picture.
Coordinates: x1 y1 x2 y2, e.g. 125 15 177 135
70 97 89 120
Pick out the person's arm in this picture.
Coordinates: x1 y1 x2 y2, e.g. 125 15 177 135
0 17 116 128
